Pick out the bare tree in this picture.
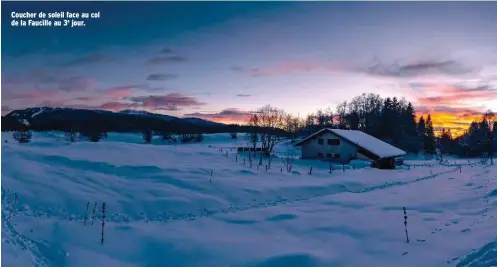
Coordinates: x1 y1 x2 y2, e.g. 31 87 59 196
315 109 327 127
247 113 260 162
143 129 153 144
64 128 79 143
284 113 304 143
335 101 348 129
282 151 296 172
248 105 286 169
13 129 32 144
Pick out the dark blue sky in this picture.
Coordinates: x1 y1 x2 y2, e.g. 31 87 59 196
2 1 290 54
2 1 497 131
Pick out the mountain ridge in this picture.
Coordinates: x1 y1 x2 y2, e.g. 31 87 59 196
1 106 231 133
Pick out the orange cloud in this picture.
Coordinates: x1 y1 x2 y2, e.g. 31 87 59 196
413 82 495 136
416 107 484 137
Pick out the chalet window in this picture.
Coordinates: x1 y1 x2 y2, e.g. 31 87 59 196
334 154 340 159
318 152 324 158
326 153 333 158
318 138 324 145
328 139 340 145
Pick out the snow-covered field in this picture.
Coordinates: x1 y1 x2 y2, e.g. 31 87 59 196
1 132 496 267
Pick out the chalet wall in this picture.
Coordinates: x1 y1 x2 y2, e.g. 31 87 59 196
300 131 358 163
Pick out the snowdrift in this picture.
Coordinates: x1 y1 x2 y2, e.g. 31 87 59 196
1 132 496 267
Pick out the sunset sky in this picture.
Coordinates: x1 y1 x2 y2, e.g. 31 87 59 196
2 2 497 135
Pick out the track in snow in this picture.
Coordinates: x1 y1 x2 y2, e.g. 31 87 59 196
3 166 466 225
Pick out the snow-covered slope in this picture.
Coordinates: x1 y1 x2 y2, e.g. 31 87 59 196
1 132 496 267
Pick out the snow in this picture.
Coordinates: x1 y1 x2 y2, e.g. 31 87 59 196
31 108 45 118
330 129 406 158
119 110 148 115
1 132 496 267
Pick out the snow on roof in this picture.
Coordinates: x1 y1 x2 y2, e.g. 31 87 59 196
296 128 406 159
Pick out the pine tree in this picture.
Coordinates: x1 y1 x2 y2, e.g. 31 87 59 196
492 121 497 163
380 97 394 141
417 116 426 152
439 128 454 155
403 102 419 152
424 114 436 154
480 117 492 155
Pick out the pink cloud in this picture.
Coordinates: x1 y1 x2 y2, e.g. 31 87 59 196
101 86 135 100
58 76 96 92
73 96 101 102
67 93 206 112
130 93 206 109
99 101 138 111
415 83 497 107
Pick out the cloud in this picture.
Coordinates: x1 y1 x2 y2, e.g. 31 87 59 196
410 80 497 136
184 108 250 124
3 70 96 94
98 101 138 111
65 54 113 67
100 85 137 100
160 48 174 54
58 76 95 92
231 66 244 72
129 93 205 110
3 90 59 101
236 94 251 97
233 61 339 77
73 96 100 102
40 99 66 107
414 104 487 136
414 82 497 107
3 69 62 85
146 74 178 81
152 106 181 111
72 93 204 112
2 105 11 115
366 59 476 78
146 56 187 65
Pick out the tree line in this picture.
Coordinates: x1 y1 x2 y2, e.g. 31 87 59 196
285 93 437 154
243 95 434 169
1 107 287 144
439 111 496 162
246 93 496 162
5 96 495 162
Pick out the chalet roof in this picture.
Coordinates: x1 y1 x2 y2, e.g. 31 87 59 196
295 128 406 159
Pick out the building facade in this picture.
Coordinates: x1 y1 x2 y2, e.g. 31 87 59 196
296 128 407 168
298 131 358 164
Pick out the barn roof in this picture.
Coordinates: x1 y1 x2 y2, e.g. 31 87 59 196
295 128 406 159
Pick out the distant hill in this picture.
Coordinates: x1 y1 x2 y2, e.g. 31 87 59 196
1 107 236 133
118 109 178 121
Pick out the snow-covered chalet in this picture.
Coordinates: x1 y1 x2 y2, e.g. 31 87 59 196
295 128 406 169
